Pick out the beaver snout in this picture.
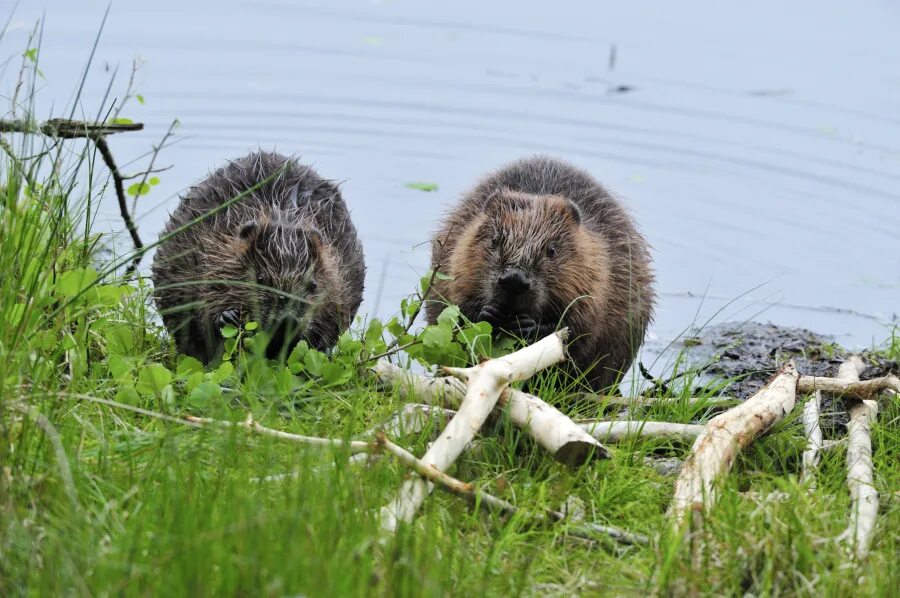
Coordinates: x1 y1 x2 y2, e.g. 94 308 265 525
497 268 530 294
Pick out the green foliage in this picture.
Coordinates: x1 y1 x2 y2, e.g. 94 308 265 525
405 181 439 192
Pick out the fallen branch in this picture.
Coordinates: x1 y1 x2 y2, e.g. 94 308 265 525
373 360 607 465
578 420 704 443
832 356 879 560
1 117 147 258
380 330 574 532
800 391 823 488
668 361 799 528
798 373 899 400
582 394 739 410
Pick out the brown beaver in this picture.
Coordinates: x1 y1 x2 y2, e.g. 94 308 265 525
151 151 365 362
425 156 655 391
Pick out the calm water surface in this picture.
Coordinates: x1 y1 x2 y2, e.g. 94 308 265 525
6 1 900 360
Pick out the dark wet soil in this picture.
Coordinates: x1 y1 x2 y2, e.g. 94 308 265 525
674 321 897 434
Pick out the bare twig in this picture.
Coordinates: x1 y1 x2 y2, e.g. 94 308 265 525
800 390 823 488
93 135 143 254
832 356 879 560
668 361 799 528
380 330 573 532
577 420 704 443
374 432 646 545
798 373 899 400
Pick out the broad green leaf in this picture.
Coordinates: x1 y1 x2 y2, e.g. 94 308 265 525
136 94 145 104
104 324 134 355
136 364 173 396
320 362 352 386
244 321 258 331
115 386 140 406
437 305 461 328
212 361 234 383
220 325 238 339
176 356 204 378
303 349 328 376
365 319 383 344
421 325 452 349
189 381 222 408
56 268 99 298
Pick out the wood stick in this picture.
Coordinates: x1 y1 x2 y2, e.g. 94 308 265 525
800 391 823 489
578 420 704 443
798 373 899 400
373 360 607 466
380 330 571 532
833 356 879 560
668 361 799 528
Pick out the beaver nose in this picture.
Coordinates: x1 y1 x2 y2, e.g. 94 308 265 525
498 269 530 294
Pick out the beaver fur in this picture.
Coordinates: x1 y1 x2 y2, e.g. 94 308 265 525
425 156 655 391
151 151 365 362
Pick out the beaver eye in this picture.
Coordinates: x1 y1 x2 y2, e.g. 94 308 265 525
546 243 558 258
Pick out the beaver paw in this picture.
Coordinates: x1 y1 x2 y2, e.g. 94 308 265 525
216 309 242 330
477 304 504 325
508 316 556 341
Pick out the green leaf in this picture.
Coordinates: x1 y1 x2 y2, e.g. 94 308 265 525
320 362 352 386
136 364 173 396
337 331 362 355
108 354 134 381
176 356 204 378
436 305 461 328
23 48 38 62
244 321 258 331
211 361 234 383
220 325 238 339
56 268 99 298
136 94 145 105
405 181 438 192
189 381 222 408
104 324 134 355
365 319 383 344
112 117 134 125
421 325 452 349
386 316 405 338
149 176 160 185
288 340 310 371
115 386 140 406
126 182 151 197
303 349 328 376
404 300 422 318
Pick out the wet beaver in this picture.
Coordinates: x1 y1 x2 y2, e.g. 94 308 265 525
425 156 655 391
151 151 365 362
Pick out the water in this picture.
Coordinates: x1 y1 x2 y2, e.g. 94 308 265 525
5 1 899 353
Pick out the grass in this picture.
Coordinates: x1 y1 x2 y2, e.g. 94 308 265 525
1 26 899 598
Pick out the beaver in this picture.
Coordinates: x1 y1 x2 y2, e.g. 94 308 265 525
151 151 365 362
425 156 655 392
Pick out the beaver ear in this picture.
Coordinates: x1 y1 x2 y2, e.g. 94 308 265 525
485 188 530 214
561 199 582 224
239 220 259 240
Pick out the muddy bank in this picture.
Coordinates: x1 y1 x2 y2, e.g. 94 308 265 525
669 321 897 433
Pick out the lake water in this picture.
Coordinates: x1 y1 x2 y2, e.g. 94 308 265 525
5 1 900 359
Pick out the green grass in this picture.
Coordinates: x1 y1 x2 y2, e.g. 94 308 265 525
1 28 899 598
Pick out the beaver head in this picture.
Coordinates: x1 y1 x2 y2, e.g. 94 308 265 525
201 216 341 359
447 189 609 331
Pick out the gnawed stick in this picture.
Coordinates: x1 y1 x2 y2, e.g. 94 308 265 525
373 433 646 545
668 361 799 528
800 391 823 488
578 420 704 443
798 373 899 400
832 356 879 560
373 359 607 465
380 330 572 532
186 413 373 452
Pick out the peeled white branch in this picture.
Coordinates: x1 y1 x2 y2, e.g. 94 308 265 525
833 356 879 560
578 420 704 443
373 356 607 466
380 330 571 532
185 414 372 453
798 373 899 400
668 362 799 528
800 391 823 489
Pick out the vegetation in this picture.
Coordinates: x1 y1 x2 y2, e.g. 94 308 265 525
1 26 898 597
